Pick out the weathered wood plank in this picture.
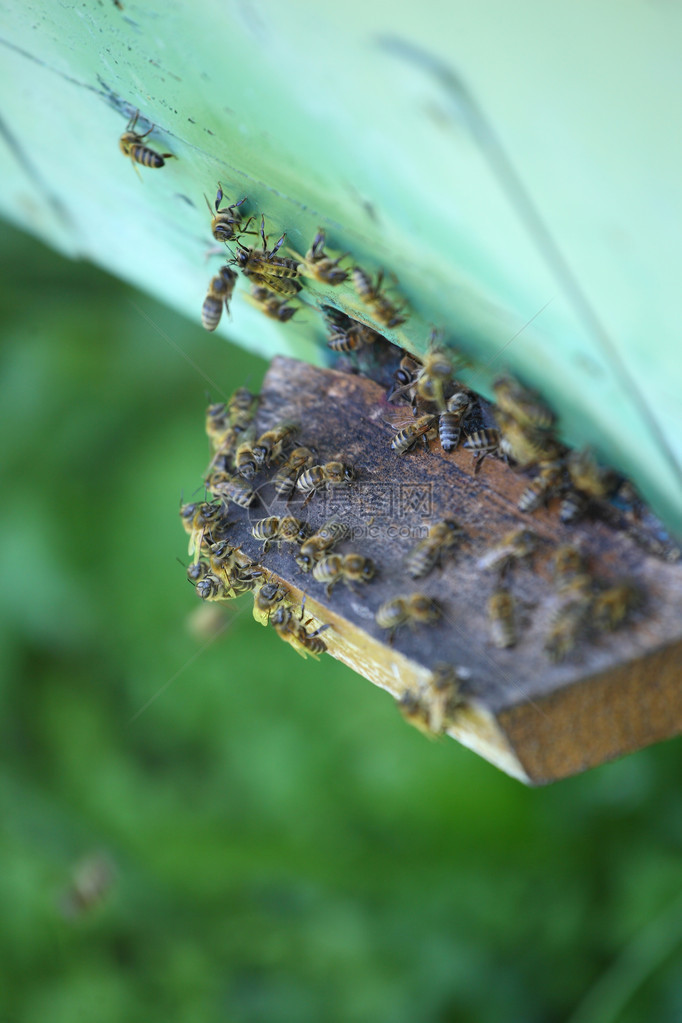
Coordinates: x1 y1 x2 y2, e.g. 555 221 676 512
199 355 682 784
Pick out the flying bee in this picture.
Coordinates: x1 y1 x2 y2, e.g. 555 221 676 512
204 470 256 508
567 448 619 499
518 459 565 513
205 184 252 243
477 528 539 576
119 110 173 175
272 446 317 499
252 424 297 468
390 414 438 455
201 265 239 331
487 588 516 648
312 552 375 595
462 428 501 473
413 347 454 410
296 229 349 285
232 215 300 281
295 521 349 572
439 391 472 453
251 515 310 553
375 593 441 640
271 598 330 659
592 582 641 631
496 411 561 469
296 461 356 505
493 376 555 431
405 519 463 579
252 579 289 625
58 853 116 920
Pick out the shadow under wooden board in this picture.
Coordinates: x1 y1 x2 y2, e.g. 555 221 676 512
192 355 682 785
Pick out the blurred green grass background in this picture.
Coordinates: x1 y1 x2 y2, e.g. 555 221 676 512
2 221 682 1023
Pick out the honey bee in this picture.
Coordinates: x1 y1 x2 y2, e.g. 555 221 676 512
228 387 259 431
552 545 589 591
351 267 407 327
326 325 369 353
196 572 230 601
58 853 116 920
517 459 564 513
232 215 300 281
119 110 173 175
477 528 539 576
234 430 258 478
205 470 256 508
201 265 239 331
462 428 501 473
251 515 310 553
271 598 330 659
487 588 516 648
427 663 467 734
399 663 466 737
375 593 441 639
388 354 421 403
405 519 463 578
312 552 375 595
439 391 472 453
183 501 224 557
186 560 210 584
389 341 454 411
496 411 561 469
205 184 252 243
296 229 349 285
252 579 289 625
390 414 438 455
493 376 555 431
559 488 589 525
296 461 356 504
592 582 641 631
295 521 349 572
544 600 591 662
272 446 317 499
567 448 619 499
252 424 297 468
413 348 454 410
249 285 299 321
205 402 234 453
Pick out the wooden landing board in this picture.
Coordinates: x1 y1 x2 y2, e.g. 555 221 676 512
212 356 682 784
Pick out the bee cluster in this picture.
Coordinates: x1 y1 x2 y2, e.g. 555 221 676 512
133 104 680 743
180 384 373 659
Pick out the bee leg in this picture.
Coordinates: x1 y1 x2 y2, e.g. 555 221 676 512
301 490 315 508
126 108 140 132
259 215 268 251
128 154 143 182
270 232 286 256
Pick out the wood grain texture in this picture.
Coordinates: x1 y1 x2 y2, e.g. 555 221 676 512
208 356 682 784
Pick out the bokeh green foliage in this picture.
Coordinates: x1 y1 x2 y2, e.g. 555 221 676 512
2 223 682 1023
